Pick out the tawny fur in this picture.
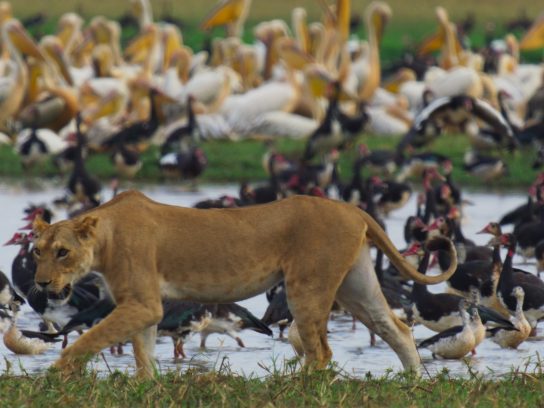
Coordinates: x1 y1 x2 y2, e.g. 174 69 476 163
31 191 457 378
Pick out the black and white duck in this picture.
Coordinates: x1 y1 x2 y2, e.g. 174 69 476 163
199 303 273 349
4 232 36 300
418 299 476 360
157 300 212 359
494 233 544 332
261 283 292 339
487 286 531 349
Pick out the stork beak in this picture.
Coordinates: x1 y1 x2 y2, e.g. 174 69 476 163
477 224 491 235
519 15 544 51
7 21 46 62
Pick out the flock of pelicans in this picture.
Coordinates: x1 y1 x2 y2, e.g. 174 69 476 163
0 0 543 371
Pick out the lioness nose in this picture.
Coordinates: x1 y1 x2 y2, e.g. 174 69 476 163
36 280 52 289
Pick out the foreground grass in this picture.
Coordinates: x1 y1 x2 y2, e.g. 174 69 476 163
1 134 540 190
1 365 544 407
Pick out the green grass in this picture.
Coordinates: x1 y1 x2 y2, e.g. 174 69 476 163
1 134 540 190
1 364 544 407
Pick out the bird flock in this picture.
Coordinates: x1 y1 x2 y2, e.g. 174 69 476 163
0 0 543 372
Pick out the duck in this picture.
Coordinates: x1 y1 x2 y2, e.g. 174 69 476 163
3 232 36 300
512 202 544 259
434 223 503 309
160 95 200 156
418 299 476 360
3 317 60 355
157 300 212 359
65 115 102 208
111 143 142 179
395 151 451 182
0 269 24 310
535 240 544 276
198 303 273 349
0 305 13 333
487 286 531 349
495 233 544 332
463 150 508 183
193 195 240 209
261 283 292 339
302 81 367 161
100 87 162 151
16 127 68 169
22 204 54 224
357 144 399 176
397 95 474 151
24 297 116 349
377 179 412 217
467 288 486 353
159 146 208 188
406 237 512 333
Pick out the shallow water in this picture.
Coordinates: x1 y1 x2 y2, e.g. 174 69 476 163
0 181 542 379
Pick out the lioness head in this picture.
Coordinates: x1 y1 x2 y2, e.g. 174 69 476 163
32 215 98 295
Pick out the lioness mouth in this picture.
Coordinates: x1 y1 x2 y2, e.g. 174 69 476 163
47 284 72 301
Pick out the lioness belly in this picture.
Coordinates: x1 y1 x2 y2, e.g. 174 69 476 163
159 269 284 303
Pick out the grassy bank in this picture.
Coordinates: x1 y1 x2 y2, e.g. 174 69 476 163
0 365 543 407
0 135 540 190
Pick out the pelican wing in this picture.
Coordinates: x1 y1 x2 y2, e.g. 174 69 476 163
249 111 318 139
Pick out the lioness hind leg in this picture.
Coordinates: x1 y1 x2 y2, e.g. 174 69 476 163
335 246 420 372
285 284 336 368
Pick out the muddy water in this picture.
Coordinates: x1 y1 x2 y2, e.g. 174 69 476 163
0 182 541 379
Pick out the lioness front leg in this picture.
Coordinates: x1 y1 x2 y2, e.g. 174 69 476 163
54 301 163 377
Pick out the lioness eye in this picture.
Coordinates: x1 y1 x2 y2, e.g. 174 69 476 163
33 247 41 257
57 248 69 258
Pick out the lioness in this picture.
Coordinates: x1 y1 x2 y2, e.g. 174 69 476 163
32 190 457 377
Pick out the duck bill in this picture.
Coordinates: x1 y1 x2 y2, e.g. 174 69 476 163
3 237 17 246
8 22 46 62
519 15 544 51
476 225 491 235
18 222 33 231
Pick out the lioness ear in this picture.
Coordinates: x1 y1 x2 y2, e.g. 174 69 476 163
74 216 98 240
32 215 49 237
